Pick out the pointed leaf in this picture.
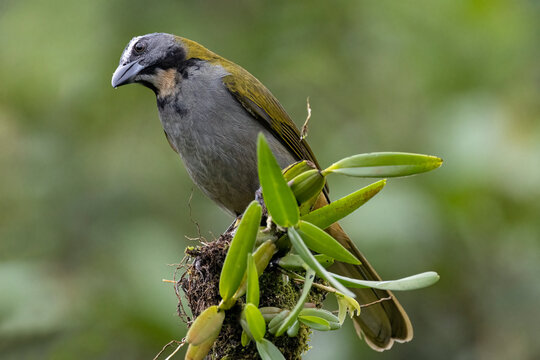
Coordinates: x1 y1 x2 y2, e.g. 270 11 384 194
186 306 225 346
219 201 262 301
333 271 440 290
275 268 315 336
301 180 385 229
297 221 360 264
288 227 355 298
233 240 277 300
246 253 260 307
244 303 266 342
324 152 443 177
257 133 299 227
256 338 286 360
313 254 335 268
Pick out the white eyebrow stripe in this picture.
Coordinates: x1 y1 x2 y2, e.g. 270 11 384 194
121 36 141 64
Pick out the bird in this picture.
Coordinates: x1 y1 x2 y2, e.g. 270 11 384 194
112 32 413 351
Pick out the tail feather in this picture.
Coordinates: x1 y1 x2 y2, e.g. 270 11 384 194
327 222 413 351
311 192 412 351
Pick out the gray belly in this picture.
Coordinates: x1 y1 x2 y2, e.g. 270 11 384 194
158 69 295 215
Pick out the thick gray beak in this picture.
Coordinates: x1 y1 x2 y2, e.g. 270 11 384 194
111 61 145 88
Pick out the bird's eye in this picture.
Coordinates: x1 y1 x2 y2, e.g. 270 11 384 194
133 41 147 54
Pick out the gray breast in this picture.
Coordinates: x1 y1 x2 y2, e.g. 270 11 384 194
157 61 296 215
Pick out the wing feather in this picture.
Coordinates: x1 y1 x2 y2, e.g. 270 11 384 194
220 63 321 169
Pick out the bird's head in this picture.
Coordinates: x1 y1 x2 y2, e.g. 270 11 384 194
112 33 221 96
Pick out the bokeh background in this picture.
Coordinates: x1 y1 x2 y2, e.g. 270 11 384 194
1 0 539 359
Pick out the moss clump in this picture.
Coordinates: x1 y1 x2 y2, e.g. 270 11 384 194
179 231 325 359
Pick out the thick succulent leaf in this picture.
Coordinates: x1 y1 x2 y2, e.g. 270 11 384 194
298 315 331 331
297 221 360 264
299 308 340 324
333 271 440 290
246 253 260 307
275 268 316 336
282 160 313 182
219 201 262 301
185 334 219 360
233 240 277 300
260 307 283 322
286 320 300 337
278 253 334 270
241 330 250 347
256 338 286 360
252 240 278 273
323 152 443 177
186 306 225 346
288 228 355 298
240 317 253 340
288 169 326 204
301 180 385 230
299 308 340 330
268 310 290 335
244 303 266 342
257 133 299 227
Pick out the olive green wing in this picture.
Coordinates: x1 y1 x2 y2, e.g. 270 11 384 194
221 62 321 170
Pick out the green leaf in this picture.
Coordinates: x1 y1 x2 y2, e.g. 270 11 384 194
313 254 335 268
301 180 386 230
256 338 286 360
288 227 355 298
288 169 326 205
252 240 278 274
286 320 300 337
233 240 277 301
299 308 340 325
282 160 313 182
268 310 290 335
246 253 259 307
241 330 250 347
257 133 299 227
278 253 334 270
244 303 266 342
275 268 315 336
297 221 360 264
259 307 283 322
219 201 262 301
333 271 440 290
299 308 340 330
298 315 331 331
185 334 219 360
323 152 443 177
186 305 225 346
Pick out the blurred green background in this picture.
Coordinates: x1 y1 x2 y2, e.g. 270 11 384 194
1 0 539 359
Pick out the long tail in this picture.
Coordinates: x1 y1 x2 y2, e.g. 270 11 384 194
326 222 413 351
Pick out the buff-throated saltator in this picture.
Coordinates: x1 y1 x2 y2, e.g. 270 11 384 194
112 33 412 351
